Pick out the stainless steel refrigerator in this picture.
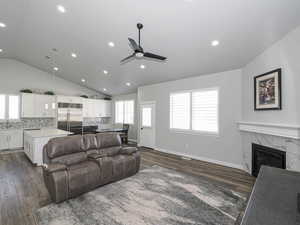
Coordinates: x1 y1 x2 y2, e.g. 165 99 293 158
57 102 83 135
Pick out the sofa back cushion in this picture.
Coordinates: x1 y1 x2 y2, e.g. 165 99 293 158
50 152 87 166
82 134 98 151
96 133 121 149
47 135 84 159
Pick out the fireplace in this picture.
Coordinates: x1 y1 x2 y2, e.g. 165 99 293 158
252 143 286 177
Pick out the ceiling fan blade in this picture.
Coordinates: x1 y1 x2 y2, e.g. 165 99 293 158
120 54 135 63
144 52 167 61
128 38 140 51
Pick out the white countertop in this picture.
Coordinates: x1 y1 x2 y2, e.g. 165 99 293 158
24 128 73 138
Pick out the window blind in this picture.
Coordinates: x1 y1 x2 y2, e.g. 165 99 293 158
192 89 218 133
170 92 190 130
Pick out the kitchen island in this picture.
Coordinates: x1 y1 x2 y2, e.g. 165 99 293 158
24 128 73 166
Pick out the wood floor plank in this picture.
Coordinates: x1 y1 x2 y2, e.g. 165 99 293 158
0 148 255 225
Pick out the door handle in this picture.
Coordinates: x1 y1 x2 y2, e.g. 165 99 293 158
141 127 143 130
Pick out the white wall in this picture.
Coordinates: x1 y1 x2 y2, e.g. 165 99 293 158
0 59 106 97
242 26 300 124
138 69 243 168
112 93 138 141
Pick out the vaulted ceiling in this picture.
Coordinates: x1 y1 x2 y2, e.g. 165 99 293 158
1 0 300 95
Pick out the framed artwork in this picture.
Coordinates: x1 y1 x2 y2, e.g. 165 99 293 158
254 68 282 110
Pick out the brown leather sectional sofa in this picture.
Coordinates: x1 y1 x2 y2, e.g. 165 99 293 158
42 133 140 203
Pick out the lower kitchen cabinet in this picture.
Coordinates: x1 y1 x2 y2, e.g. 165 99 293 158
0 129 23 150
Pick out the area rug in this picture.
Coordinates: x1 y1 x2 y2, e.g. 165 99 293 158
35 166 247 225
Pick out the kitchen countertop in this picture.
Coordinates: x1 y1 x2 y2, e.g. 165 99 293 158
24 128 73 138
241 166 300 225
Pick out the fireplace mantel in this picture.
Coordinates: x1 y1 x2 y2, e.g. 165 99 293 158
238 121 300 140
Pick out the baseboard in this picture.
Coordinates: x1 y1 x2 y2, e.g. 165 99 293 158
128 139 137 143
155 147 245 171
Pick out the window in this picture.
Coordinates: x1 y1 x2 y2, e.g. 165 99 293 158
170 92 190 130
0 95 5 120
170 88 218 134
0 94 20 120
8 95 20 120
115 100 134 124
142 107 152 127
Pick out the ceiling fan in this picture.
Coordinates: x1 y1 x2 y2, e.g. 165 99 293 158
121 23 167 63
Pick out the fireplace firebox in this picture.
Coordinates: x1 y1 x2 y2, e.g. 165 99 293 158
252 143 286 177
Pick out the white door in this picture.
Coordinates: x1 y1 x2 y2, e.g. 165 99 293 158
139 103 155 148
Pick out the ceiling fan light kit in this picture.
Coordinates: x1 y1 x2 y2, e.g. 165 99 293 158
121 23 167 63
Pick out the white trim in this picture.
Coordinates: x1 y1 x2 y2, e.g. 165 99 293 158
128 139 137 143
155 147 245 171
238 121 300 139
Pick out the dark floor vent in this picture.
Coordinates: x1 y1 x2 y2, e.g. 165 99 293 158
252 143 286 177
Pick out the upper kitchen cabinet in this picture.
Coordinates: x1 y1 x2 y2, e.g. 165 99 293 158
82 99 111 118
21 93 56 118
56 95 83 104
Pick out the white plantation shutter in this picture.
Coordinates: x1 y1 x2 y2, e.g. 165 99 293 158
8 95 20 120
115 100 134 124
192 89 218 133
124 100 134 124
115 101 124 123
0 95 5 120
170 92 190 130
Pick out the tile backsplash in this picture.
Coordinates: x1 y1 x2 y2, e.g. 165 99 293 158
0 118 56 130
0 117 111 130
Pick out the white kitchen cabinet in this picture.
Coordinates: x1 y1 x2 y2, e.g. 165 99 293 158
0 129 23 150
56 95 82 104
103 100 112 117
82 99 112 118
21 93 56 118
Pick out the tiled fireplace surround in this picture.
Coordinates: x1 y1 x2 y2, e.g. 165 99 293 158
239 122 300 173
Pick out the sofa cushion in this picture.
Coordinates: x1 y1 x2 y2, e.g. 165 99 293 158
51 152 87 166
96 133 121 149
67 161 101 198
99 146 121 157
47 135 84 159
82 134 98 151
86 149 99 155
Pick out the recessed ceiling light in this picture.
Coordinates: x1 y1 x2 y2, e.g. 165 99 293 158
0 22 6 28
57 5 66 13
53 67 59 71
0 49 3 53
140 64 146 69
211 40 220 46
126 82 131 86
71 53 77 58
103 88 107 91
103 70 108 75
108 42 115 47
81 78 86 83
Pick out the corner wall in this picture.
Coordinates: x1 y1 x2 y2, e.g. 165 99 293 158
138 69 243 169
242 26 300 124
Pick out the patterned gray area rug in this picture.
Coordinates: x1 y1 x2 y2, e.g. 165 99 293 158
35 166 247 225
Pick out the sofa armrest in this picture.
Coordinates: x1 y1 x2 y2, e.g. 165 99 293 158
120 147 138 155
88 153 107 160
44 163 67 173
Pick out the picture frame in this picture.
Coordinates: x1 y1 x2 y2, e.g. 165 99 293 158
254 68 282 110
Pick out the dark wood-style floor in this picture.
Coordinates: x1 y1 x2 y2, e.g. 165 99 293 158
0 148 255 225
